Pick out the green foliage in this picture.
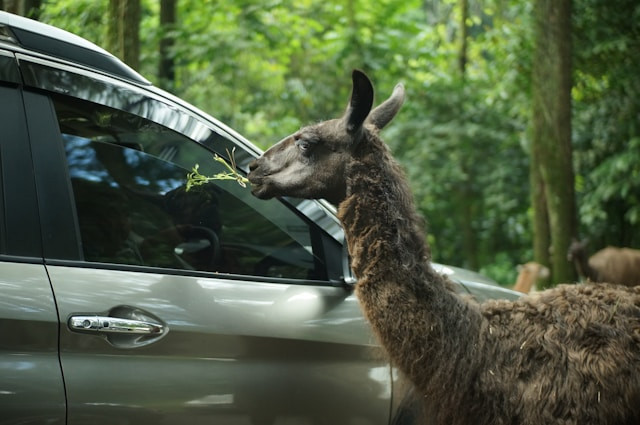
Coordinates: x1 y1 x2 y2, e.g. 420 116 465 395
479 252 519 288
32 0 640 284
186 150 249 191
386 0 534 276
572 0 640 248
39 0 106 44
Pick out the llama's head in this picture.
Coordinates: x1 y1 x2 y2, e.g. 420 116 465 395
567 239 588 262
248 70 405 204
518 262 550 279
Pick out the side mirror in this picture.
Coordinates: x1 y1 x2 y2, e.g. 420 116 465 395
341 236 357 288
329 235 356 289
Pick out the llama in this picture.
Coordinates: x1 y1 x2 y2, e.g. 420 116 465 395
512 261 549 293
248 70 640 425
568 239 640 287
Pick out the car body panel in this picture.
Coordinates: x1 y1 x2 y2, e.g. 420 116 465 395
0 262 66 424
49 265 389 425
434 264 521 302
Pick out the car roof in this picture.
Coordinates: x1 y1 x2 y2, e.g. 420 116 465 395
0 10 149 85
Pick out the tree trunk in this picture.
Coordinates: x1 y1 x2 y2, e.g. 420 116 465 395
458 0 469 76
0 0 39 17
2 0 19 14
531 0 576 285
22 0 41 18
456 0 479 270
529 142 552 287
158 0 177 90
106 0 141 70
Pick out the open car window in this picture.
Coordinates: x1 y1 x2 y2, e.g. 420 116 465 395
52 94 328 281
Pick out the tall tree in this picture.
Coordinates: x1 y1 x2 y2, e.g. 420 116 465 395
530 0 576 286
23 0 40 18
458 0 469 76
529 150 551 283
1 0 19 14
158 0 177 90
0 0 40 18
455 0 480 270
106 0 140 70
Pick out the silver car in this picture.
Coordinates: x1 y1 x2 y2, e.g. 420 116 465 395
0 11 520 425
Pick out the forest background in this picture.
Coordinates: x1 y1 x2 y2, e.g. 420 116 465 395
2 0 639 288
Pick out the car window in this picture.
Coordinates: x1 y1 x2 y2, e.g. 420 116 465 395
52 94 326 280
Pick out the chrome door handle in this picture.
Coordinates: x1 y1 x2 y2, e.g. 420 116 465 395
69 315 165 335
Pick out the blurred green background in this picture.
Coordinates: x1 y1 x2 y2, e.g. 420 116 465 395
3 0 639 287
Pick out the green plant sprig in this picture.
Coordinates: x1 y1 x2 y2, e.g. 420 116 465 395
186 148 249 191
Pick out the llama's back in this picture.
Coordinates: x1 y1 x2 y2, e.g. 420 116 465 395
476 283 640 424
590 246 640 286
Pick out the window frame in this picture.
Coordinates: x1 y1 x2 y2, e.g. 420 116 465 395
0 51 43 261
20 54 345 285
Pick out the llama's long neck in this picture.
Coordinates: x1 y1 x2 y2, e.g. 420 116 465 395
337 138 485 395
513 266 535 293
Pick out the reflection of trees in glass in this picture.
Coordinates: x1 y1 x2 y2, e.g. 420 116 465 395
64 136 114 185
56 94 321 279
64 135 184 195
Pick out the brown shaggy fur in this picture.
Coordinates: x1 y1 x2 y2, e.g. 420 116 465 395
248 70 640 425
568 240 640 287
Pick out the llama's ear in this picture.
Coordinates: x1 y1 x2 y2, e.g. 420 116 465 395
344 70 374 135
367 82 405 130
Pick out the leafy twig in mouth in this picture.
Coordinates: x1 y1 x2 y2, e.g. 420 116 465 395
186 147 249 191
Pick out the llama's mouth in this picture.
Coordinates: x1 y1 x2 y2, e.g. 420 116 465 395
247 172 263 188
250 184 274 200
247 173 273 199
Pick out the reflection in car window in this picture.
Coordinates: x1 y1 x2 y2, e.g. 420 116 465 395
52 94 326 280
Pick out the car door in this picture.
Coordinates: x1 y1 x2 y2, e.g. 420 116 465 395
20 54 390 425
0 50 66 424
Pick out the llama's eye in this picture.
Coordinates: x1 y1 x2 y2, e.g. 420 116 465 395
295 139 313 155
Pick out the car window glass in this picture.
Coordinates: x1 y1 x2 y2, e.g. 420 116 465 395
52 94 326 280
